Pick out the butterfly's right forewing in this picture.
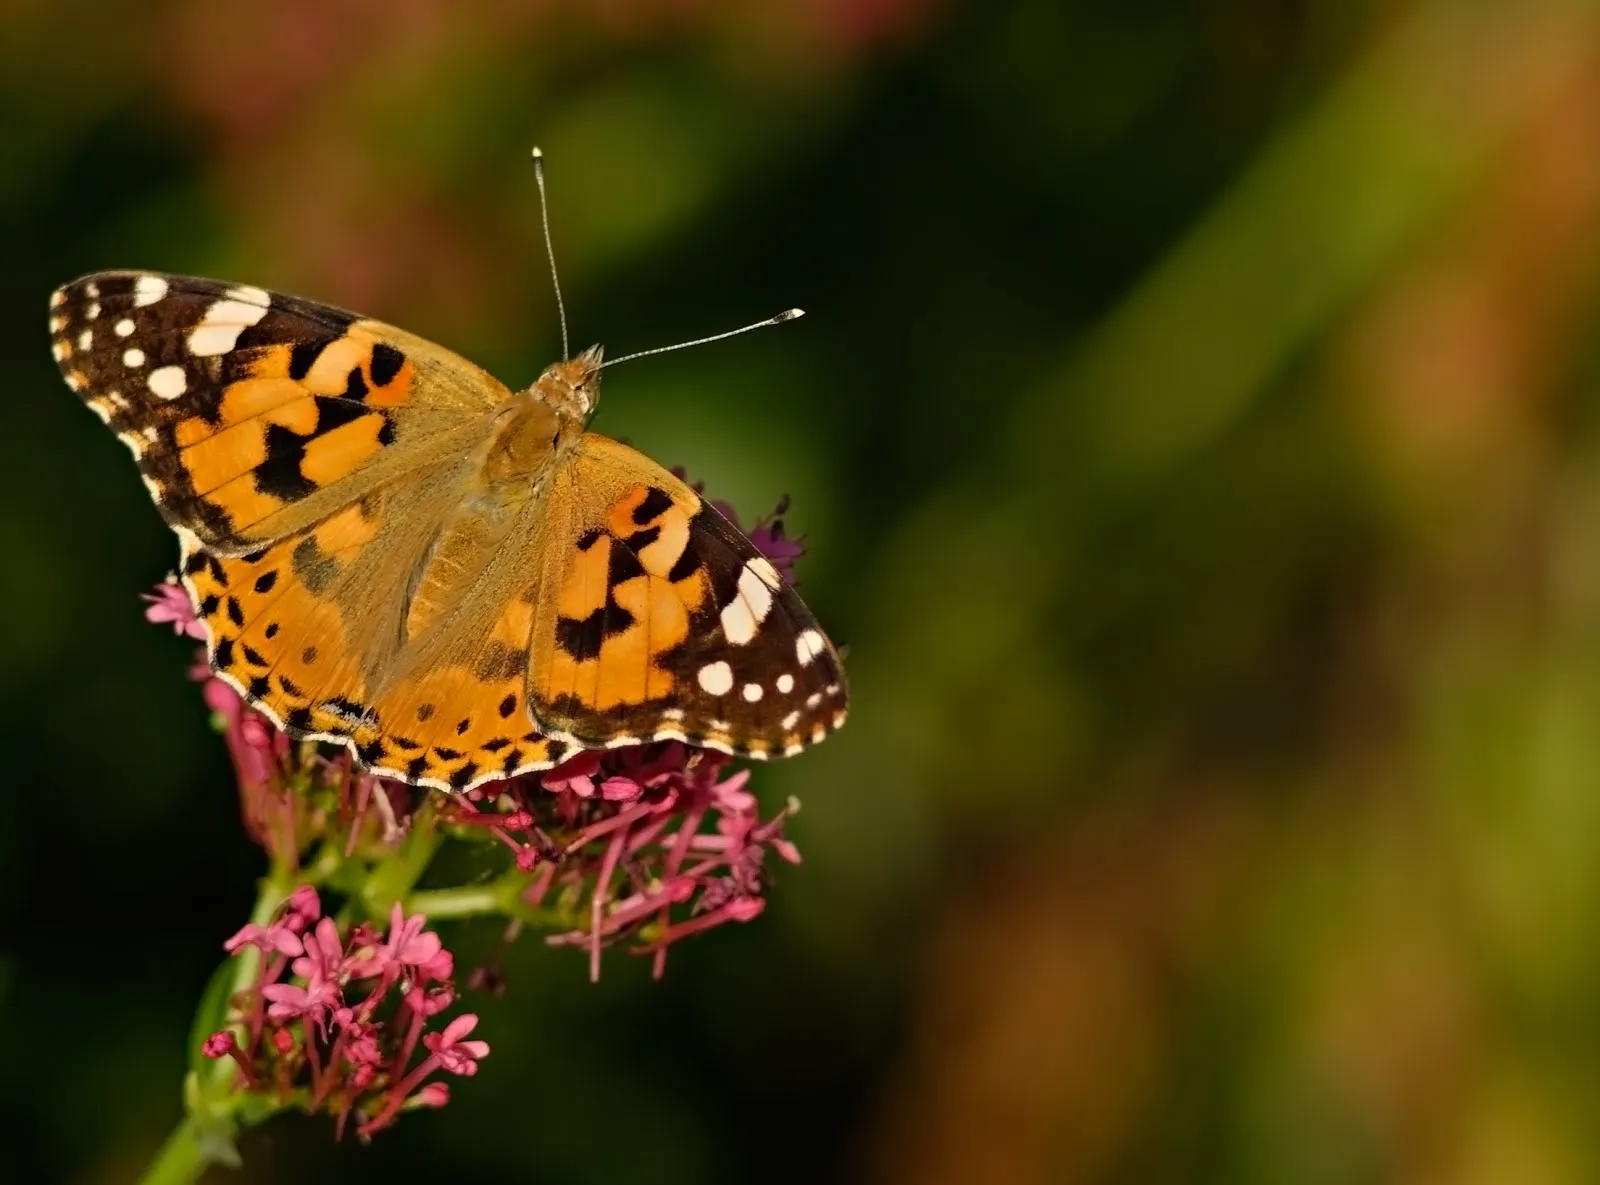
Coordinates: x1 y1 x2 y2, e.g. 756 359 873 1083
524 434 849 759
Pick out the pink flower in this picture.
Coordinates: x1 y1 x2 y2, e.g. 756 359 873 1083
202 1031 237 1058
541 751 603 797
286 885 322 927
412 946 454 984
600 775 644 801
411 982 457 1017
412 1082 450 1108
350 903 442 981
421 1014 490 1076
292 917 346 982
262 974 340 1027
223 920 303 957
342 1021 383 1068
142 579 207 639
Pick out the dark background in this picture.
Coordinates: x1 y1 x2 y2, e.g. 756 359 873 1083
6 1 1600 1182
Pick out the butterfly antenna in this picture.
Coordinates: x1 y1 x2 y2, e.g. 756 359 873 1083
600 308 805 370
531 146 570 360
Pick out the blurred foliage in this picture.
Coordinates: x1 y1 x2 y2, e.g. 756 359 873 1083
5 0 1600 1182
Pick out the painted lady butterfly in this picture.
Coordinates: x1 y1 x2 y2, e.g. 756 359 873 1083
48 265 848 792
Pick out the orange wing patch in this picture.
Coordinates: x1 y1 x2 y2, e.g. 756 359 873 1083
535 483 713 732
174 332 405 536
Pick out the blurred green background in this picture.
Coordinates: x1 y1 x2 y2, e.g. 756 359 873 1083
6 0 1600 1181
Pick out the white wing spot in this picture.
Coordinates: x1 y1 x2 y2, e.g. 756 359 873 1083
781 710 800 730
87 399 112 423
133 275 168 307
748 555 782 590
122 347 146 368
796 629 825 665
141 474 163 500
108 391 129 409
49 288 66 309
85 302 100 321
784 742 805 756
720 598 757 645
832 710 847 728
227 285 271 307
742 683 763 703
810 724 827 743
49 315 66 333
697 661 734 696
776 673 795 694
114 318 135 337
661 707 685 721
118 431 145 458
64 371 83 391
85 280 99 298
721 561 776 645
188 295 271 357
77 328 92 351
805 692 822 709
148 366 187 400
51 340 68 362
604 735 639 749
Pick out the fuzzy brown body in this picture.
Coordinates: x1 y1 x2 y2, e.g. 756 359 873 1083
49 272 847 791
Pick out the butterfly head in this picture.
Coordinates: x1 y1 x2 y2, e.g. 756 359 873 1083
530 344 603 426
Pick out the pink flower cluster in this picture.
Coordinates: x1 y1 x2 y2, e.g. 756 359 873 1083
452 743 802 981
205 888 486 1138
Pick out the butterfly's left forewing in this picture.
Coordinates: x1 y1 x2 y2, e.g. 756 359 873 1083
526 434 849 759
49 271 504 554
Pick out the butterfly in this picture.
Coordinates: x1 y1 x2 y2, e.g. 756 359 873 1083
48 271 848 792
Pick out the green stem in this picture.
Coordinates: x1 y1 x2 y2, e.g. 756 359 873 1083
359 799 442 919
408 877 570 928
406 882 507 918
137 1118 214 1185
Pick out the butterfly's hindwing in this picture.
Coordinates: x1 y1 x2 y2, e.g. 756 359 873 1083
181 517 572 793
